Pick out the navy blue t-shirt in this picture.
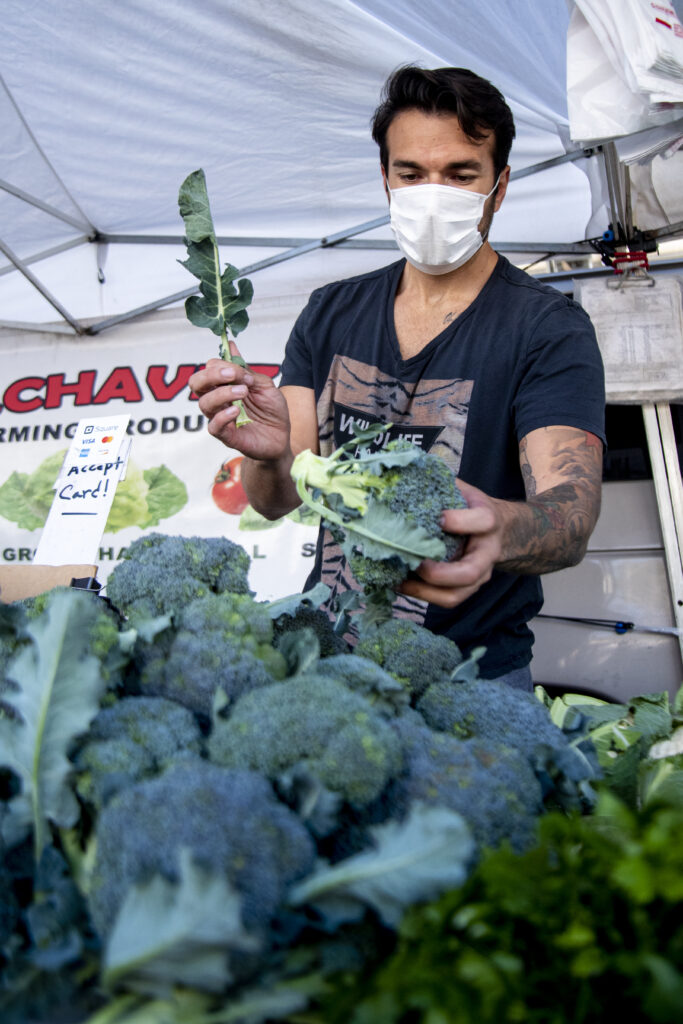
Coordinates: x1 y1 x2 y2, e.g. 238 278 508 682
280 255 605 677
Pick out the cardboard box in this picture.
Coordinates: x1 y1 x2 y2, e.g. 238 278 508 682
0 564 99 603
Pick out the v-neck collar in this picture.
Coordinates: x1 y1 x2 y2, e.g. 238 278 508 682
386 255 505 370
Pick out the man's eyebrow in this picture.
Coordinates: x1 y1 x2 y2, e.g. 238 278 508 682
391 158 484 171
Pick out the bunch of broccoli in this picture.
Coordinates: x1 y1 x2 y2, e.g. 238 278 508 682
290 423 467 623
0 531 605 1023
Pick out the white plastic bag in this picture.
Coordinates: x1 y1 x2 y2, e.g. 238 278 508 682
568 0 683 142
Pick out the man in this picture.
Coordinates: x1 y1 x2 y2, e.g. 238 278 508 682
189 66 605 690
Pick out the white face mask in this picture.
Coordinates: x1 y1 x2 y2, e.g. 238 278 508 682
388 177 500 275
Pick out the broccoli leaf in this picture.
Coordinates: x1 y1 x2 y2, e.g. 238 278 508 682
0 591 110 857
630 691 673 746
336 497 447 567
76 991 213 1024
639 755 683 809
178 169 254 345
288 802 474 929
103 850 260 995
178 169 254 428
265 583 331 619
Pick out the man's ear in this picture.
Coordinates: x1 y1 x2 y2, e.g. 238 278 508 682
493 165 510 211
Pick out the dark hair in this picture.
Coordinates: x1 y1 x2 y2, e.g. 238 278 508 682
371 65 516 178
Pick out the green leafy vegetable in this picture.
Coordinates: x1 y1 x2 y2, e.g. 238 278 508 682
540 684 683 811
0 590 116 858
314 794 683 1024
178 169 254 427
3 530 683 1024
288 802 474 928
103 850 259 994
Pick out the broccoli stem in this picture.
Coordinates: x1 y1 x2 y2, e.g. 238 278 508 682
215 237 250 428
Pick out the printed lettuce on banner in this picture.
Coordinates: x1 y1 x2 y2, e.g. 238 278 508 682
0 310 316 600
0 450 187 533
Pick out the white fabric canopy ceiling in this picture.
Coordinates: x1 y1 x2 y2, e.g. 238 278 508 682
0 0 597 328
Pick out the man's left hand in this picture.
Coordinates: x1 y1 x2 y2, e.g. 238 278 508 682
399 480 505 608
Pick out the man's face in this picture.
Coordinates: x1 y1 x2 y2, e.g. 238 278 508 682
382 108 509 239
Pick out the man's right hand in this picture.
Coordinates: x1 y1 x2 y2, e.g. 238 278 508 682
189 354 292 463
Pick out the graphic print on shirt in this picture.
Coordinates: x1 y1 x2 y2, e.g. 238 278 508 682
315 354 473 624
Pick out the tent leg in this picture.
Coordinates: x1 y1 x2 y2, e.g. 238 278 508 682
642 402 683 660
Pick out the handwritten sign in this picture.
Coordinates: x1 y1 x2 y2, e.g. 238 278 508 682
33 416 131 566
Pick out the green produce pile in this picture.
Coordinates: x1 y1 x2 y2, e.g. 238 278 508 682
1 532 682 1024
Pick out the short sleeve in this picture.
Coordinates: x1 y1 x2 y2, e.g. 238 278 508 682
279 299 315 389
512 301 606 444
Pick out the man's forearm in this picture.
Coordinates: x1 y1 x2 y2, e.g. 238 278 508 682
495 481 600 574
241 452 302 520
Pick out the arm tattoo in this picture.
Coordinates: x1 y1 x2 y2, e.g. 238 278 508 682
519 436 537 497
500 430 602 574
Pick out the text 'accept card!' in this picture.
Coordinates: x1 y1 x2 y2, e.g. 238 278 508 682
33 416 131 566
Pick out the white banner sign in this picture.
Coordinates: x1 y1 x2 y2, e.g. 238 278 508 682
0 302 318 601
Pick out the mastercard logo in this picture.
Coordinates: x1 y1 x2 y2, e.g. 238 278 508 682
101 436 114 443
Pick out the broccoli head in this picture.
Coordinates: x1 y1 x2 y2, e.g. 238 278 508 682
208 674 404 807
73 695 204 810
88 761 315 940
388 709 544 853
105 533 251 622
416 678 598 809
354 617 464 702
290 425 466 618
136 591 287 718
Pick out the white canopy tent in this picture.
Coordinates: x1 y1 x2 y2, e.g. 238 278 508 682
3 0 683 699
0 0 613 334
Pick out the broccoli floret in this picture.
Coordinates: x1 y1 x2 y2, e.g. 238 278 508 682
137 592 287 718
208 675 403 807
105 533 251 622
73 695 203 809
354 618 463 702
272 605 349 659
317 653 409 715
88 761 315 940
417 678 597 808
388 709 543 853
364 438 466 563
290 426 466 618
